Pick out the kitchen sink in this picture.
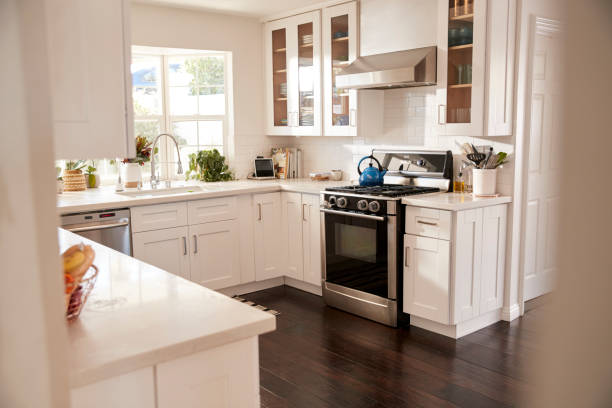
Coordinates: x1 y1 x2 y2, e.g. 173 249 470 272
117 185 206 197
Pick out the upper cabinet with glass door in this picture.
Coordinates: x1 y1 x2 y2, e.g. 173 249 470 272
437 0 516 136
322 1 358 137
265 11 321 136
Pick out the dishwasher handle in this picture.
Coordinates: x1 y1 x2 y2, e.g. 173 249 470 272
64 221 129 233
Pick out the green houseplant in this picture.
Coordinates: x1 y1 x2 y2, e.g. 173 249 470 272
85 161 100 188
186 149 233 182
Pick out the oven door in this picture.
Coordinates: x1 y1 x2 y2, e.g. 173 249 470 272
321 209 396 300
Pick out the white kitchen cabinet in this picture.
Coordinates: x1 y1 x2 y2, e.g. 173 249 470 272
436 0 516 137
189 220 241 290
45 0 134 159
453 208 483 323
479 204 507 313
322 1 358 136
131 202 188 233
71 367 155 408
265 11 322 136
403 235 451 324
301 194 322 287
133 227 190 280
254 193 284 281
282 193 304 280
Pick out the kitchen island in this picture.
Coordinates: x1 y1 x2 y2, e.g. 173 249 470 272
59 228 275 407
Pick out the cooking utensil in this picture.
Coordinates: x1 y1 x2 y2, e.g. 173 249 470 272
483 147 493 168
467 151 486 168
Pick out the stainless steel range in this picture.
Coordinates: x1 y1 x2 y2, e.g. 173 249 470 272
320 150 453 326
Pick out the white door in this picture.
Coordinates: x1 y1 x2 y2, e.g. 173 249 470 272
45 0 134 159
403 234 451 324
132 226 190 280
480 205 507 313
189 220 241 290
522 17 562 301
322 1 358 136
302 194 322 287
453 209 483 323
254 193 284 281
282 192 304 280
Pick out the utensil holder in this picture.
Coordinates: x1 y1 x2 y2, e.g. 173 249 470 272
472 169 497 196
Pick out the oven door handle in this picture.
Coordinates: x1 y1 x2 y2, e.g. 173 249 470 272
64 221 129 233
320 208 386 222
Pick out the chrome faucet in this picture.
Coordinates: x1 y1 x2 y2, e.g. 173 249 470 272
150 133 183 189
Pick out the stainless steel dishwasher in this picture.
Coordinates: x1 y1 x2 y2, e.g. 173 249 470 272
61 209 132 255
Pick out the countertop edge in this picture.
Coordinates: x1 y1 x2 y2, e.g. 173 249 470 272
70 314 276 388
401 195 512 211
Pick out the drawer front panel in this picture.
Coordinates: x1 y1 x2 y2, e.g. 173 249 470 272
131 202 188 232
405 206 451 240
188 196 238 225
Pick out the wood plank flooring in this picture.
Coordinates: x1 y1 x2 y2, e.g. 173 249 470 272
247 286 545 408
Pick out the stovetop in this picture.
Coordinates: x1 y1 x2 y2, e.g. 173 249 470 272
325 184 440 198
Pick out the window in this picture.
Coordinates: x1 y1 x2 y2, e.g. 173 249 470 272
133 48 231 179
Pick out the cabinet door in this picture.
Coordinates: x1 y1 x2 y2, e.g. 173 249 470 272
302 194 322 287
480 204 507 313
254 193 284 281
453 208 483 323
323 1 358 136
436 0 487 136
403 235 451 324
282 193 304 280
189 220 241 290
265 19 292 134
133 227 190 280
45 0 134 159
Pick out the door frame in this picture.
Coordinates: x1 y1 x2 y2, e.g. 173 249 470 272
512 7 562 316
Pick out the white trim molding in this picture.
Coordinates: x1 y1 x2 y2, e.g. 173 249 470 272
501 303 520 321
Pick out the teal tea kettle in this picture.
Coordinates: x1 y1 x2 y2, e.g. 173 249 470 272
357 155 387 186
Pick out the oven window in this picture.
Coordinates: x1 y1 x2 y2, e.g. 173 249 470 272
335 223 377 263
324 213 388 298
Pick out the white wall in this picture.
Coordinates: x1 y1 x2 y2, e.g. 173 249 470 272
130 3 280 178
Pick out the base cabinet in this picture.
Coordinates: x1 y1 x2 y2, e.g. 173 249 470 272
301 194 323 286
403 204 508 337
254 193 284 281
133 227 190 281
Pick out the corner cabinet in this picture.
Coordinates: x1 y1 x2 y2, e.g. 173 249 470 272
45 0 135 159
322 1 359 136
436 0 516 137
265 12 322 136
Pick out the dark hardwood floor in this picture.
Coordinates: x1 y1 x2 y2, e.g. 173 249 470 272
247 286 546 408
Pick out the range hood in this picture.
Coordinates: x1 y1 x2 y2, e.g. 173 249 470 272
335 46 437 90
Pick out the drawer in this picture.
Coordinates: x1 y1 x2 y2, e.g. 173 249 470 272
188 196 238 225
131 202 188 232
405 206 451 240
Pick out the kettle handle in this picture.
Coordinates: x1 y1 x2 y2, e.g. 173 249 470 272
357 155 383 175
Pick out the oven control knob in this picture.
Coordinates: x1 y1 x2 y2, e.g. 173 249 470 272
357 200 368 211
336 197 348 209
328 196 337 206
368 201 381 213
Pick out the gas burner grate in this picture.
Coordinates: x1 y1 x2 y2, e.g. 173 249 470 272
325 184 440 197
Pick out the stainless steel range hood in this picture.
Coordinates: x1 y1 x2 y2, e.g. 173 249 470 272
335 46 437 90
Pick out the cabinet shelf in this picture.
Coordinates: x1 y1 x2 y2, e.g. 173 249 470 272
274 69 287 74
448 84 472 89
299 43 313 48
273 48 287 53
332 36 349 43
449 44 473 51
275 97 288 101
449 13 474 22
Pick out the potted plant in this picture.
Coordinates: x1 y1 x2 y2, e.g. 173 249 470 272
56 166 64 194
63 160 87 191
85 161 100 188
185 149 234 182
121 136 153 188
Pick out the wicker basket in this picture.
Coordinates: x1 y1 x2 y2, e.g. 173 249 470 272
63 169 87 191
65 265 98 321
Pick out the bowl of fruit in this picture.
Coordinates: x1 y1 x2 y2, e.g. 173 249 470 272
62 243 97 321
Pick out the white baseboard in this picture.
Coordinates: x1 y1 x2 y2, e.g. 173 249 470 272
284 277 322 296
410 308 502 339
217 277 284 297
501 304 520 321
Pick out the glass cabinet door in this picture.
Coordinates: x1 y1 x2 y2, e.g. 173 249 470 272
323 1 357 137
272 28 288 128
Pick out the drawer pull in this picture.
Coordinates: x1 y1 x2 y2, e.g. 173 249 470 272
404 246 411 267
257 203 262 221
182 236 187 255
417 220 438 226
193 234 198 254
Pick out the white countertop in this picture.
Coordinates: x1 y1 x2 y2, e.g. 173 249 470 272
57 179 348 215
401 192 512 211
59 228 276 388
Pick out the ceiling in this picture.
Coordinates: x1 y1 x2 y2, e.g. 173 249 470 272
133 0 327 18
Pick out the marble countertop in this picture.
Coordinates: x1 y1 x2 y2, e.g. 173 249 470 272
57 179 349 215
401 192 512 211
59 228 276 388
